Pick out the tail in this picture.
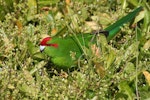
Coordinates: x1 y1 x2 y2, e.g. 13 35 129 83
105 6 143 41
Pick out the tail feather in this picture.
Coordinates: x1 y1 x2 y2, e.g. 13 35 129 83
105 6 143 41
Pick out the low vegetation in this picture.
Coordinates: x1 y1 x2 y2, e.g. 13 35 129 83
0 0 150 99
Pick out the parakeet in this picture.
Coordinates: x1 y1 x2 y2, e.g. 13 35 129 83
40 7 142 69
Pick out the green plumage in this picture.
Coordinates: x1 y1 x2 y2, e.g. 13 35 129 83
44 34 93 69
105 6 143 40
43 7 142 69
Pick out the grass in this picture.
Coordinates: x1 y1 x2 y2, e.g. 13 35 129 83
0 0 150 99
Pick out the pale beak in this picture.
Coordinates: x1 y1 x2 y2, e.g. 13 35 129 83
40 45 45 52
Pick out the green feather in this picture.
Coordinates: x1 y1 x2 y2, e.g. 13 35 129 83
43 7 142 68
105 6 143 41
44 34 93 68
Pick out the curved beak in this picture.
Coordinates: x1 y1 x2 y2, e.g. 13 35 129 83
40 45 45 52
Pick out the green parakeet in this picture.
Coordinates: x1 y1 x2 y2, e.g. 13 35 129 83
40 7 142 69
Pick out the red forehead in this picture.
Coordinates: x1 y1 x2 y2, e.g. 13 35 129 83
40 37 58 48
40 37 51 45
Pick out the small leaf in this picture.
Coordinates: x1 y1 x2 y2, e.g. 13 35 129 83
27 40 36 55
30 61 46 75
124 41 139 61
8 84 15 89
133 10 144 24
97 34 108 54
95 63 105 78
124 62 135 75
106 49 116 68
85 21 99 30
118 81 135 100
66 0 71 5
143 39 150 50
143 70 150 86
51 28 57 36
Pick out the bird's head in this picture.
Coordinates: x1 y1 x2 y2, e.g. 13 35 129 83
40 37 58 52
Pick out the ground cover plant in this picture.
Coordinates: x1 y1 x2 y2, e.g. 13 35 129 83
0 0 150 99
